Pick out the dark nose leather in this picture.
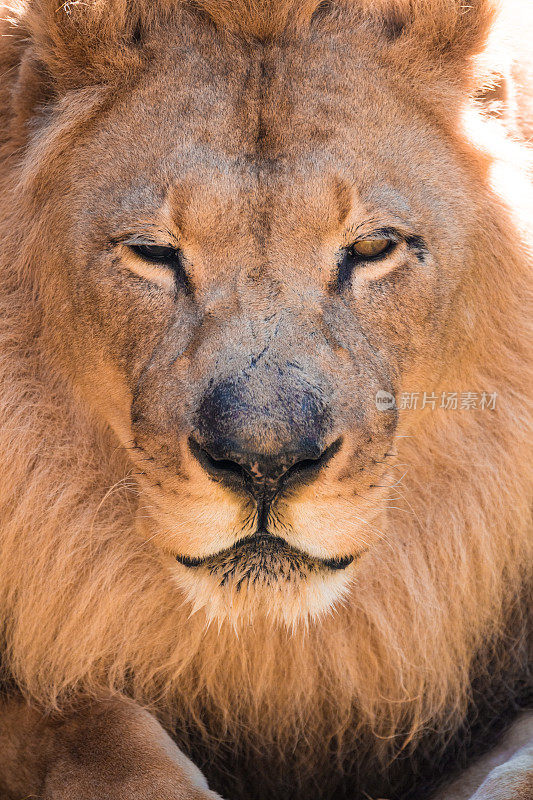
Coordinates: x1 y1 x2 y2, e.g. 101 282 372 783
189 436 341 502
190 376 338 501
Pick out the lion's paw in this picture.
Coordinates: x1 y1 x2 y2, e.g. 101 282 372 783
43 776 226 800
467 745 533 800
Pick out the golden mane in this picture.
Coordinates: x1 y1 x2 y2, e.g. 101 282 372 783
0 0 531 775
4 0 499 91
14 0 497 39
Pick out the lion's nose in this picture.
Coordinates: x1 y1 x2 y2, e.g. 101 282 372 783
188 435 341 501
190 375 339 502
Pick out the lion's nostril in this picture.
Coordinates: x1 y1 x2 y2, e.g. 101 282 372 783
281 437 343 489
188 435 342 500
188 438 248 486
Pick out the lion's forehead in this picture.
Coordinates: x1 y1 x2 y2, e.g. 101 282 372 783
76 32 463 215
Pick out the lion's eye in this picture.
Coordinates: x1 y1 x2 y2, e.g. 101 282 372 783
127 243 191 292
349 237 394 260
333 233 399 290
129 243 180 264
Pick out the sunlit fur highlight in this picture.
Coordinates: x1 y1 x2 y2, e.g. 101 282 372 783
0 0 531 777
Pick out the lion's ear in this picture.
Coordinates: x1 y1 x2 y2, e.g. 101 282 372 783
361 0 500 90
8 0 146 99
1 0 150 136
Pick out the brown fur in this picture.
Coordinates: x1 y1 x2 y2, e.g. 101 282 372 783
0 1 532 798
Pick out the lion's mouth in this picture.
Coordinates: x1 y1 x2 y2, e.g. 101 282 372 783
175 533 354 586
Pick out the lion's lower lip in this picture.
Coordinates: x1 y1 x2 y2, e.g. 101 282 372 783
175 533 354 572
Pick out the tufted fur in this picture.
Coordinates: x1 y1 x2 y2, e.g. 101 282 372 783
0 1 532 798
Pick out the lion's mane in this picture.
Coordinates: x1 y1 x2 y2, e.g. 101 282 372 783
0 0 531 778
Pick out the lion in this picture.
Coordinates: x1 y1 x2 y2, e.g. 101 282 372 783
0 0 531 798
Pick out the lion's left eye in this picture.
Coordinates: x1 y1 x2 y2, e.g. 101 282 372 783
333 233 399 290
348 237 395 260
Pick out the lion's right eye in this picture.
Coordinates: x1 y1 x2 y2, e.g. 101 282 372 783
127 242 192 292
129 243 180 265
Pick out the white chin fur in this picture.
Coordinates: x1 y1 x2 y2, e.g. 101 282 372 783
171 560 354 629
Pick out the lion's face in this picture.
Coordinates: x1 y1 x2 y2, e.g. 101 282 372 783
47 18 475 622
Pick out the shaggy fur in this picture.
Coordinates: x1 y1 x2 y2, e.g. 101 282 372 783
0 1 532 798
